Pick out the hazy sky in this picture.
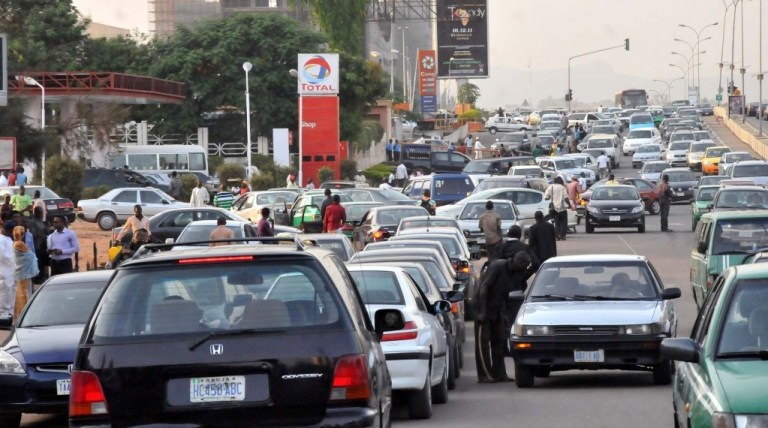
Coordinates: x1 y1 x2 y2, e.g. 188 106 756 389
73 0 768 107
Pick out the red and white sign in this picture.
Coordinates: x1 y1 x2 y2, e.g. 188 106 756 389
301 96 340 184
418 50 438 96
297 54 339 95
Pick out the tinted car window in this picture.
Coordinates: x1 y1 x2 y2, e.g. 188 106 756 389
20 281 106 327
666 171 696 182
374 208 427 226
733 164 768 177
433 177 474 196
112 190 137 203
348 271 405 305
530 262 657 299
717 279 768 355
713 218 768 254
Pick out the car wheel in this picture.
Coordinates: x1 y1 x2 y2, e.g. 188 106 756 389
447 343 457 390
653 360 673 385
432 353 449 404
408 368 433 418
515 363 535 388
585 219 594 234
454 342 463 374
488 127 497 135
0 413 20 427
638 223 646 233
692 217 696 232
650 200 661 215
534 367 551 377
97 212 117 231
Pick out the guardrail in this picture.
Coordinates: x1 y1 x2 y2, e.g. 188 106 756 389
714 106 768 159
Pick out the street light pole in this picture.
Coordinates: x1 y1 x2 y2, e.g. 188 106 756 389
567 40 630 112
243 62 253 181
289 69 302 186
398 26 408 101
19 76 45 185
679 22 718 103
760 0 764 136
720 1 738 104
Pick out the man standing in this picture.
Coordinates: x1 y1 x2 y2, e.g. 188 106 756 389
213 185 234 210
657 174 673 232
596 152 610 180
239 179 250 196
189 180 210 207
464 134 473 149
474 137 486 160
320 188 333 221
209 217 235 246
7 169 16 186
528 210 557 263
0 221 16 319
478 200 503 261
47 216 79 276
499 225 539 268
31 190 47 222
168 171 182 200
14 167 26 186
566 176 583 208
475 251 534 383
257 207 274 237
395 162 408 188
531 144 544 158
11 185 32 217
28 207 48 284
605 174 620 185
0 171 7 187
323 195 346 233
393 141 401 162
545 177 570 240
419 189 436 215
117 205 151 242
385 138 393 162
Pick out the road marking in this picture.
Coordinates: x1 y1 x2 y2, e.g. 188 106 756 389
616 235 637 255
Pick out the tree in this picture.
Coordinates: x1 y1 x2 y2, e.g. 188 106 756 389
457 83 481 107
337 52 387 145
292 0 368 56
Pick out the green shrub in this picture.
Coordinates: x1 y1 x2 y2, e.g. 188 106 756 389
216 163 246 191
250 173 275 191
458 109 482 119
340 159 357 181
363 163 394 184
180 173 199 202
208 155 225 176
80 185 112 200
45 155 84 203
318 167 335 184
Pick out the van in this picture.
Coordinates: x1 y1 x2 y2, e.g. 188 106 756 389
402 173 476 206
399 144 470 174
691 211 768 309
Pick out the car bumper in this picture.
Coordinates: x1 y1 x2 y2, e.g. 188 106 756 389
385 352 431 390
687 160 703 170
586 212 644 228
510 335 667 368
667 158 687 167
670 189 695 202
0 373 70 416
702 163 720 175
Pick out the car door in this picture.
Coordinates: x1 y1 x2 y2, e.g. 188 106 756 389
449 152 470 172
152 211 194 242
290 196 306 227
110 190 139 220
405 278 447 385
139 190 171 216
690 219 713 308
431 151 450 173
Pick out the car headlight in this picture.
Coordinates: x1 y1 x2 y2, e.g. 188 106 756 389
0 350 25 374
631 205 644 213
513 325 553 336
586 206 600 214
620 323 663 335
734 414 768 427
712 413 736 428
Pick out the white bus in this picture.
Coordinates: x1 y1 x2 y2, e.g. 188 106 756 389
109 145 208 176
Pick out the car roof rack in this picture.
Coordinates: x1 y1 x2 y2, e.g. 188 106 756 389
132 236 307 258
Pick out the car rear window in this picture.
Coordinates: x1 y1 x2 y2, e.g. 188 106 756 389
666 171 696 182
433 177 475 196
715 190 768 209
588 139 612 148
591 187 639 200
669 142 692 151
636 145 661 153
375 208 428 226
88 261 343 342
475 178 525 192
178 225 244 243
706 148 729 158
460 203 516 220
713 218 768 254
349 271 405 305
696 187 718 201
733 164 768 178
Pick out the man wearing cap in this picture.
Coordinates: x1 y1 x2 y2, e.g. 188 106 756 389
478 200 503 261
0 221 16 318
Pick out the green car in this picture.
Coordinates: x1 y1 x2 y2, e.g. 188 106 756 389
662 263 768 428
650 108 665 127
691 211 768 308
690 185 719 231
288 191 352 232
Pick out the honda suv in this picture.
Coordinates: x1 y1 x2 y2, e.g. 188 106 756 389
69 238 404 427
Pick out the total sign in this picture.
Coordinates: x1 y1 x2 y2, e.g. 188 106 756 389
297 53 339 95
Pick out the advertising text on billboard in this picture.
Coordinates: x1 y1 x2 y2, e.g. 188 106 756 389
436 0 489 79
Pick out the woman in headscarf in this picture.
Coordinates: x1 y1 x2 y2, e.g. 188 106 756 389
13 225 38 319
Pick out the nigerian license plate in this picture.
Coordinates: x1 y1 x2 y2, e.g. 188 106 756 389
675 192 685 197
190 376 245 403
574 350 604 363
609 215 620 222
56 379 70 396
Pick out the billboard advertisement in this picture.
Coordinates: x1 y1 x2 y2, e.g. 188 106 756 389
297 53 339 95
728 95 745 116
436 0 489 79
272 128 290 167
0 137 16 170
301 96 340 184
417 50 438 114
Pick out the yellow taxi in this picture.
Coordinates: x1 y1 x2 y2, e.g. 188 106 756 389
701 146 731 175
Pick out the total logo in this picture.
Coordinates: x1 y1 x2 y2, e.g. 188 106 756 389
421 55 435 70
301 121 317 129
302 55 332 84
298 53 339 94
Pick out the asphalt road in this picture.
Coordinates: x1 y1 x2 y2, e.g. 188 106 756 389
15 118 740 427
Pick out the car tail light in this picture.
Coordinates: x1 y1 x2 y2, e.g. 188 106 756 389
179 256 254 265
451 302 460 314
69 371 108 417
77 206 83 213
452 261 459 271
58 200 74 209
372 230 389 240
329 354 371 401
381 321 418 342
459 260 471 274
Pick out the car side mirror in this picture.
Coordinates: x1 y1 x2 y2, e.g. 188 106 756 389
165 238 175 244
662 287 682 300
374 309 405 339
433 300 452 314
508 290 525 302
162 199 170 205
660 338 700 364
445 290 464 302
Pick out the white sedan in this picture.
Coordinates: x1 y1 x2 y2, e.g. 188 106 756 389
346 265 451 419
77 187 188 230
436 187 549 230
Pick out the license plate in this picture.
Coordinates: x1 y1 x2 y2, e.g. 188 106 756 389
190 376 246 403
574 350 604 363
47 204 57 210
675 192 684 196
609 215 620 222
56 379 70 396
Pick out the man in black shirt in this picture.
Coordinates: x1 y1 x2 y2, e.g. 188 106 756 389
528 210 557 263
498 225 539 268
320 188 333 221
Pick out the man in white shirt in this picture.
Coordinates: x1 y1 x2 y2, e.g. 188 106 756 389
474 138 486 159
0 172 7 187
596 153 610 180
190 180 210 207
0 222 16 319
395 163 408 187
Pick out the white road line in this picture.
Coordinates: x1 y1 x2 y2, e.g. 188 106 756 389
616 235 637 255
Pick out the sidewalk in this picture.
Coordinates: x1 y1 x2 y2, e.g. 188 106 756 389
710 107 768 159
705 116 761 159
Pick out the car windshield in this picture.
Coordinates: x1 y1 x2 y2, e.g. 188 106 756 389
717 279 768 357
348 271 406 305
529 262 658 300
666 171 696 182
628 130 653 139
591 187 639 201
643 163 670 173
733 164 768 178
177 225 244 243
670 133 694 143
345 204 381 222
375 208 427 226
567 157 587 167
669 142 692 151
460 203 516 220
725 153 754 163
713 218 768 255
696 187 718 202
553 159 579 169
475 179 524 192
706 148 730 158
89 261 343 342
636 145 661 153
588 139 612 148
20 280 107 327
715 190 768 209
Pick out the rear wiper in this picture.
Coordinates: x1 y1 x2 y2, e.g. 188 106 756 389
717 350 768 360
189 328 285 351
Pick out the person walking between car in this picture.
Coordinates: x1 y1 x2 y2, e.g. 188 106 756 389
13 225 38 319
478 200 503 261
323 195 346 233
499 225 539 268
475 251 532 383
209 217 235 246
474 137 486 160
257 207 274 238
566 176 583 208
320 188 333 221
545 177 570 240
15 167 27 186
190 180 210 207
46 216 79 276
31 190 47 222
213 185 234 210
419 189 436 215
0 221 16 319
386 138 393 162
28 207 48 284
395 162 408 188
168 171 182 200
657 174 673 232
596 152 610 180
117 205 150 242
528 210 557 263
11 185 32 217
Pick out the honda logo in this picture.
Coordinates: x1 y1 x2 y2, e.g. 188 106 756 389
210 344 223 355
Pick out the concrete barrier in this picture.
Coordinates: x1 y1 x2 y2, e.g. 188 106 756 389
714 106 768 159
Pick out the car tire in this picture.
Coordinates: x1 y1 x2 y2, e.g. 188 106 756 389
0 413 20 427
653 360 673 385
515 363 535 388
650 200 661 215
534 367 551 377
488 127 497 135
447 343 457 390
408 369 433 418
692 218 696 232
585 219 594 234
457 342 464 369
432 354 449 404
638 223 645 233
97 212 117 231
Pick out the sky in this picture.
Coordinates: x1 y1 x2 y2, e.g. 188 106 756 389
72 0 768 108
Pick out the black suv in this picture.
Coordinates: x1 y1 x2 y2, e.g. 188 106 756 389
70 238 403 427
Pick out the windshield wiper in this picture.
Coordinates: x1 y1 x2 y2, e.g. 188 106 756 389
717 349 768 360
189 328 285 351
530 294 571 301
575 295 649 301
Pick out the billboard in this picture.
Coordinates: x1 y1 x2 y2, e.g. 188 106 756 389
297 53 339 95
436 0 489 79
417 50 438 114
728 95 744 116
0 137 16 170
301 96 340 184
272 128 290 167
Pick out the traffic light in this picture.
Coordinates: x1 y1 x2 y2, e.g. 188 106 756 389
565 89 573 102
624 38 630 51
